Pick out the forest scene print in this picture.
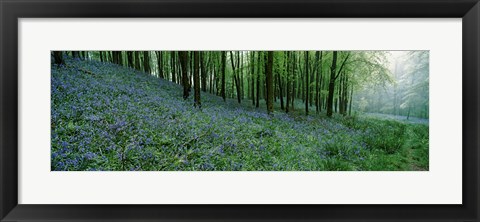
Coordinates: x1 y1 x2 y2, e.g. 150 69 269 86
51 50 429 171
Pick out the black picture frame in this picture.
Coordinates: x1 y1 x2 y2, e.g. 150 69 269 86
1 0 479 221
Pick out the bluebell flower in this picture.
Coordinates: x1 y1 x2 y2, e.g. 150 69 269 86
85 152 96 160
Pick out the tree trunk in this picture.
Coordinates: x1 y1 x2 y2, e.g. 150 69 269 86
318 52 324 112
171 52 176 83
179 51 190 99
327 51 337 117
143 51 151 74
134 52 141 71
193 51 201 107
240 51 244 99
393 61 398 115
118 52 123 66
342 73 349 116
156 51 163 78
274 69 277 103
338 71 344 115
200 52 207 92
286 52 290 113
127 51 134 68
348 83 353 116
315 51 322 113
326 51 350 117
251 51 255 106
53 51 64 66
309 53 314 108
210 59 214 94
277 68 284 110
176 56 182 84
221 51 226 102
230 51 242 104
263 53 268 102
266 51 274 114
256 52 261 108
305 51 309 115
291 52 296 111
72 51 80 59
112 51 118 64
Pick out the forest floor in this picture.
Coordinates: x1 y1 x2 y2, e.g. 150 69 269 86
362 113 429 125
51 58 429 171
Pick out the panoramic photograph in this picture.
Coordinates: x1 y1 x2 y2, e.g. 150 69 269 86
51 50 429 171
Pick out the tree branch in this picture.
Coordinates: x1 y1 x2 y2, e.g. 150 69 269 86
334 52 351 80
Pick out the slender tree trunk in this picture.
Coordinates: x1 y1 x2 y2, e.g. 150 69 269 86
211 55 216 94
179 51 190 99
230 51 242 103
189 53 193 88
342 73 349 115
277 68 284 110
291 52 296 111
171 52 176 83
72 51 80 59
266 51 274 114
164 53 170 80
112 51 118 64
318 52 323 112
234 74 241 103
118 52 123 66
215 54 221 95
301 64 305 103
327 51 337 117
407 107 411 120
334 98 338 113
264 53 268 102
231 58 235 99
176 56 182 84
309 53 314 108
328 51 350 117
127 51 133 68
143 51 151 74
221 51 226 102
200 52 207 92
256 52 261 108
305 51 309 115
193 51 201 107
348 81 354 116
286 52 290 113
134 52 141 71
114 51 122 65
274 69 277 103
240 51 244 99
251 51 255 106
315 51 322 113
53 51 64 66
210 60 214 94
338 71 344 114
393 62 398 115
156 51 163 78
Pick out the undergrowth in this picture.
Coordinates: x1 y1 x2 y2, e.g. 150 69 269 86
51 58 429 171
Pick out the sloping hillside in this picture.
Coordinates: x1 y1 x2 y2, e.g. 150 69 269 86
51 58 428 171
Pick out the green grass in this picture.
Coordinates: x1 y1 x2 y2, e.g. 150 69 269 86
51 58 429 171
